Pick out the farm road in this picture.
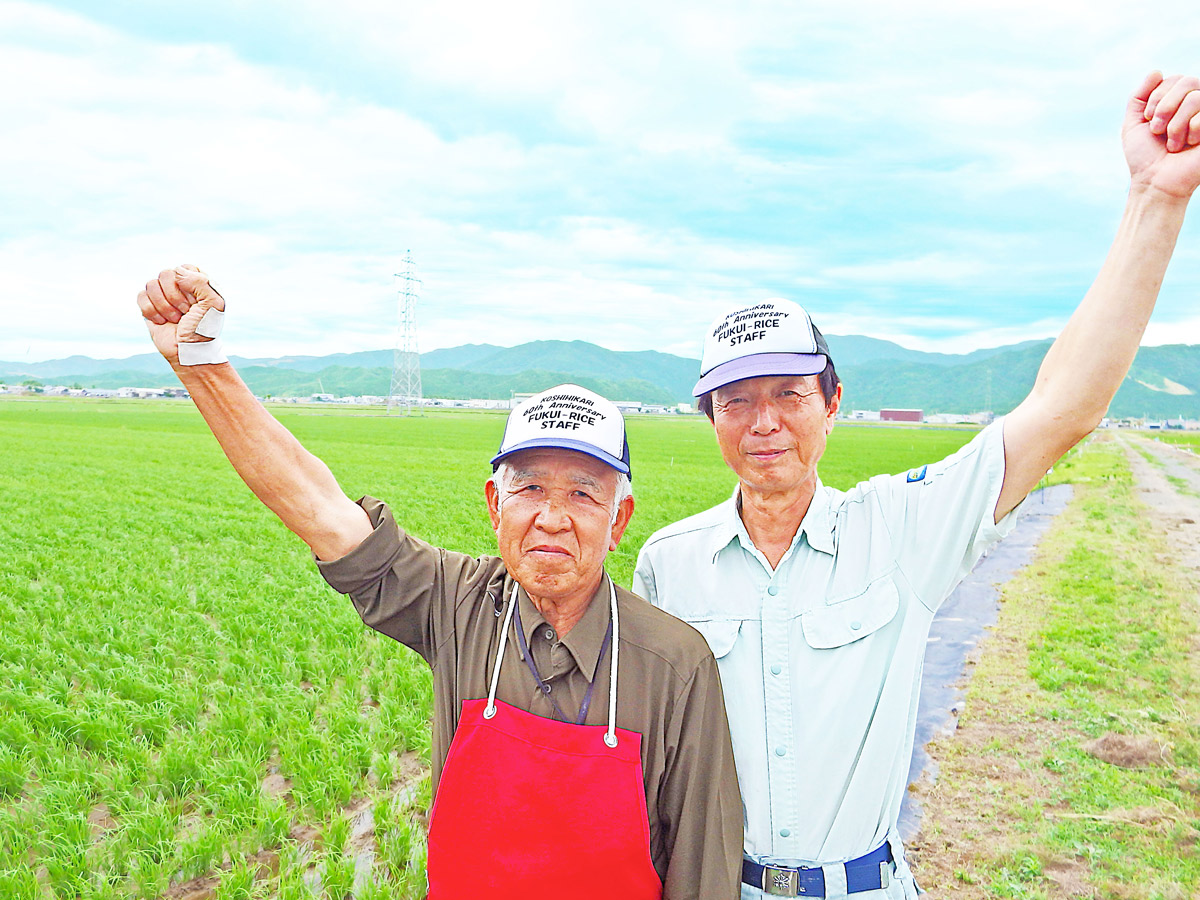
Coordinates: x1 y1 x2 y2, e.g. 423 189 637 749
1120 433 1200 573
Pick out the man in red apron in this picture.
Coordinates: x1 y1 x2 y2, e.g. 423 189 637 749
135 277 744 899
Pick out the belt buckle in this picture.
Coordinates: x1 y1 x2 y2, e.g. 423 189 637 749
763 865 800 896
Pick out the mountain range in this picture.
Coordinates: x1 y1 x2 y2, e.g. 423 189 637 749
5 335 1200 419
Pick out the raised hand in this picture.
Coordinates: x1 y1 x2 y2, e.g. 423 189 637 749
1124 71 1200 200
137 265 226 365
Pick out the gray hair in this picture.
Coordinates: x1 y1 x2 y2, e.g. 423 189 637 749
492 461 632 525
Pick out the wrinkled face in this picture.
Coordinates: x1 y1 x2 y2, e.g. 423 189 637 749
710 374 841 495
486 449 633 605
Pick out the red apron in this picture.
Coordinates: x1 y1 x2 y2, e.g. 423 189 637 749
426 580 663 900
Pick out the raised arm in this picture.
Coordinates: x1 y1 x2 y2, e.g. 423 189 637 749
997 71 1200 521
137 265 372 559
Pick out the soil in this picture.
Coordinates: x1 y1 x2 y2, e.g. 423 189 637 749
905 433 1200 898
1081 732 1171 769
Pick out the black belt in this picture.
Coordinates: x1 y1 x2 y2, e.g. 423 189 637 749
742 843 893 897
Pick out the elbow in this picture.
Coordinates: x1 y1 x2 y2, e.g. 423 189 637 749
1053 409 1103 452
1025 385 1108 446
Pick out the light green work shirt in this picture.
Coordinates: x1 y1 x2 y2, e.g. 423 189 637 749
634 420 1024 898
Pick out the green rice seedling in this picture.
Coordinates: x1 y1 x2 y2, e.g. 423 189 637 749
129 847 175 899
0 866 40 900
356 877 401 900
371 751 396 791
258 797 294 851
277 875 317 900
412 775 432 811
376 813 414 880
215 855 265 899
0 805 32 867
154 737 209 799
77 872 128 900
272 839 320 899
41 811 91 895
323 811 350 858
178 824 231 882
400 835 428 899
119 798 181 868
371 793 396 834
0 744 26 798
204 754 270 834
319 852 356 900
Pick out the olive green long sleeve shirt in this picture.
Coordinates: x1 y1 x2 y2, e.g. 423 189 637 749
316 496 742 900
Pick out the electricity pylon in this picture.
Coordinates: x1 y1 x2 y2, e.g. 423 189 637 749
387 251 423 416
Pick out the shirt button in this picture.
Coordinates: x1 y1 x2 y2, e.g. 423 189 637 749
850 620 862 631
770 665 782 676
774 746 786 757
544 627 555 640
779 828 791 838
767 585 779 596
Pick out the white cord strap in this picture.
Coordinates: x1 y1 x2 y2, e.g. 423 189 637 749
604 577 619 749
484 577 620 749
484 582 519 719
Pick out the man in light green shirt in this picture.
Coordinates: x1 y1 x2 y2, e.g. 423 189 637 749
635 71 1200 899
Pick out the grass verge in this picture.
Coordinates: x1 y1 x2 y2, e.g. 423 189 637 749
908 436 1200 899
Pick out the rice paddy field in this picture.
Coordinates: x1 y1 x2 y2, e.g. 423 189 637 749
1148 430 1200 452
0 397 980 899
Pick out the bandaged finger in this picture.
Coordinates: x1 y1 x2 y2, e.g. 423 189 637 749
178 308 228 366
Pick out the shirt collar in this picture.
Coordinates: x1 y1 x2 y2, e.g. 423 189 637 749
707 480 836 561
514 573 612 682
798 481 835 554
705 487 744 562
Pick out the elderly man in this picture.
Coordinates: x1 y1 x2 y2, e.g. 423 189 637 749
634 71 1200 899
136 273 742 900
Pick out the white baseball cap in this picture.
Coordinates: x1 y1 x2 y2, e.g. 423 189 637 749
490 384 631 479
693 299 832 396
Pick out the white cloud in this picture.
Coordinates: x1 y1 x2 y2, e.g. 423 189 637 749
4 0 1200 368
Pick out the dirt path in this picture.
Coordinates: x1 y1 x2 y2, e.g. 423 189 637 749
1118 434 1200 572
906 433 1200 897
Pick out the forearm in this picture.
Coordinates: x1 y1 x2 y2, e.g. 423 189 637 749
173 361 371 559
1032 184 1188 427
999 185 1190 518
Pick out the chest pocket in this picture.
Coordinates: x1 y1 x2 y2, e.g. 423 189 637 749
800 574 900 649
688 620 742 659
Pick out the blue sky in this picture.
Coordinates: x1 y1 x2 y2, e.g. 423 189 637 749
2 0 1199 364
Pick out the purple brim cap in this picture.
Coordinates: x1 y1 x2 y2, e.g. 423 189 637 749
693 351 828 396
489 437 631 476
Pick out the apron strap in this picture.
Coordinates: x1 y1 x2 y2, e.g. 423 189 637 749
604 577 619 747
484 583 519 719
485 577 622 750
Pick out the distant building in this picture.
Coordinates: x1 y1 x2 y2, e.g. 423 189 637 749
880 408 923 423
924 411 995 426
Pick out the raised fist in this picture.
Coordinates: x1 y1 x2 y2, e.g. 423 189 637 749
137 265 227 366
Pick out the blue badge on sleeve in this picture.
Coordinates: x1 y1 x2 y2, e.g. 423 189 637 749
906 465 928 483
